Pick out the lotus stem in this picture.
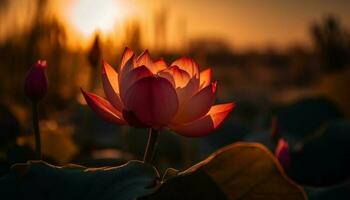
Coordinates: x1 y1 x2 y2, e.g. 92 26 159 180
143 128 160 164
32 102 42 160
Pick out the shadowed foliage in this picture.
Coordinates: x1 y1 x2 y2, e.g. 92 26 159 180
144 142 307 200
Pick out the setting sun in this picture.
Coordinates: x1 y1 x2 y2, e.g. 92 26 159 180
70 0 123 37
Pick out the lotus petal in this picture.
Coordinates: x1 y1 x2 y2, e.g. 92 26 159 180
176 76 200 105
153 58 168 73
158 65 191 88
81 89 126 125
119 47 136 80
123 77 178 128
171 57 199 78
199 68 212 89
119 66 153 102
173 82 216 124
120 47 134 70
171 103 235 137
101 61 123 110
136 50 153 68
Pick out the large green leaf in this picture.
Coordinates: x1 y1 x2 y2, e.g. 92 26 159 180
144 142 307 200
287 120 350 186
0 143 307 200
0 160 159 200
246 120 350 186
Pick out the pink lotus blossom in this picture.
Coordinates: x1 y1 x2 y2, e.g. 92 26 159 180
24 60 48 102
275 138 291 169
81 48 235 137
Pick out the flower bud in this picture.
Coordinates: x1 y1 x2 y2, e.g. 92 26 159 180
275 138 291 169
24 60 48 102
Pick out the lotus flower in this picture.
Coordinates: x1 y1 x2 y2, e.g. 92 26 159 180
81 48 235 137
24 60 48 102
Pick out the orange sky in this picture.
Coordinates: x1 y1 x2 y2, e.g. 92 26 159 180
147 0 350 50
1 0 350 51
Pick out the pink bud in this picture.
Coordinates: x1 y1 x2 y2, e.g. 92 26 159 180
24 60 48 102
275 138 291 169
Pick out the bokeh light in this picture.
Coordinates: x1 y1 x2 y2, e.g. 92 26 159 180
69 0 125 37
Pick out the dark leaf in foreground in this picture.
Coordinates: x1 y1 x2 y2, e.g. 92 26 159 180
0 160 159 200
305 181 350 200
288 120 350 186
145 142 306 200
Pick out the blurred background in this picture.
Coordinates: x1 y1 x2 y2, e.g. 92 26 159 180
0 0 349 187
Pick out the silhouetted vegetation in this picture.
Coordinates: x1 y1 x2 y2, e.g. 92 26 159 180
311 15 350 72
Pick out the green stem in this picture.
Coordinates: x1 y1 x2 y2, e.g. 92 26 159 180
143 128 160 164
32 102 41 160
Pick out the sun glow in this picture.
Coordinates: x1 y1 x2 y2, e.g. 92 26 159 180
70 0 123 37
